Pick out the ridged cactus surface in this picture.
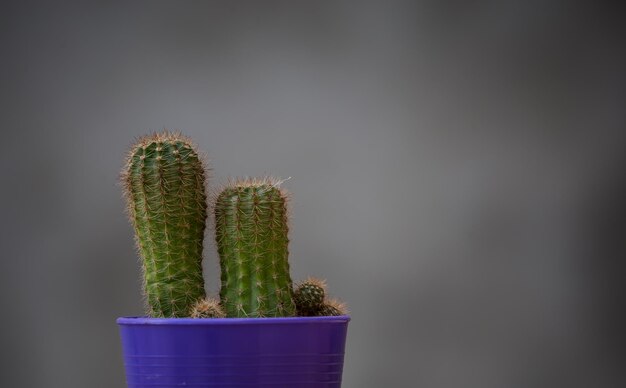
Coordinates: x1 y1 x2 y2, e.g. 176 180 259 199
214 178 295 317
122 132 207 317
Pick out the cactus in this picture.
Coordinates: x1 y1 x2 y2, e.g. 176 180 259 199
214 178 296 317
190 297 226 318
122 131 208 318
317 298 348 316
294 277 326 316
294 278 348 317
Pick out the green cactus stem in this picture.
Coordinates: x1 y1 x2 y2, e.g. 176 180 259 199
190 297 226 318
214 177 296 317
122 132 208 317
294 277 326 316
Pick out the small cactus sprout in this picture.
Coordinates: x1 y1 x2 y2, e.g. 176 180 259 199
318 298 348 317
294 277 326 316
190 297 226 318
122 131 208 318
214 177 296 318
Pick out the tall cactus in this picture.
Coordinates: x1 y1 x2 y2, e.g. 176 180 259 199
214 178 296 317
122 132 208 317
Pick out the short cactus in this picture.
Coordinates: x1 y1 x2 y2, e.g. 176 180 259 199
214 178 296 317
122 132 208 318
190 297 226 318
294 278 348 317
317 298 348 316
294 278 326 316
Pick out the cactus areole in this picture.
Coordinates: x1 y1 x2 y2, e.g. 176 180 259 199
122 132 208 318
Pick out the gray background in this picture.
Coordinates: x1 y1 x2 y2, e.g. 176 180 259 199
1 1 624 387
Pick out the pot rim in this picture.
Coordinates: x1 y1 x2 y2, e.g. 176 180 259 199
117 315 350 326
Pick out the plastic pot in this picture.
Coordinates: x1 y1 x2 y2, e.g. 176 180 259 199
117 315 350 387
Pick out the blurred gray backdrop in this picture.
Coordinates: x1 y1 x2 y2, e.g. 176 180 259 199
1 1 624 387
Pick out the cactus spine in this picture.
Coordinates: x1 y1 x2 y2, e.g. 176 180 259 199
122 132 208 317
214 178 295 317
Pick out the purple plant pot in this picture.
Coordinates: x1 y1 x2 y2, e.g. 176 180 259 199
117 315 350 387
